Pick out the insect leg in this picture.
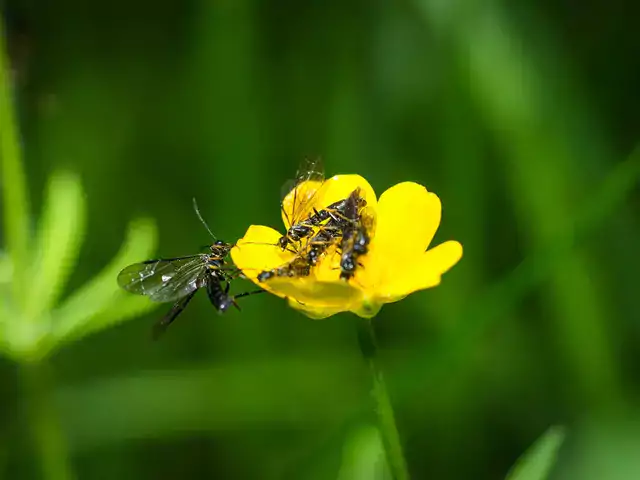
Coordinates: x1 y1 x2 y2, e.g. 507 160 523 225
234 289 266 299
231 288 266 311
152 290 199 339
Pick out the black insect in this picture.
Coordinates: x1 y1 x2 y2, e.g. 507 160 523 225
305 194 367 227
258 188 372 283
338 189 373 281
278 191 368 253
257 255 312 282
305 226 339 266
302 196 367 267
278 157 325 250
117 199 262 337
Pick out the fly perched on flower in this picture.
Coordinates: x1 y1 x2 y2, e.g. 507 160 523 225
231 172 463 319
117 199 262 337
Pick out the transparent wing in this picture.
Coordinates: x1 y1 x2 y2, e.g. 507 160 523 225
117 255 207 303
360 205 377 235
294 156 324 186
279 157 325 200
280 157 325 226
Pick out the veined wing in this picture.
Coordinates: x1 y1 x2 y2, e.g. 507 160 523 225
280 157 325 227
117 255 208 303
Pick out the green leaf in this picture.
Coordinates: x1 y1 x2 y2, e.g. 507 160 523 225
0 18 30 305
338 425 391 480
23 171 86 322
46 217 157 352
506 426 566 480
0 251 11 344
60 293 157 346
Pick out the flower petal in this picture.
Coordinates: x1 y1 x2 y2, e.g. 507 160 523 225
281 180 325 229
372 240 463 301
231 225 294 286
375 182 441 258
350 299 383 319
418 240 463 278
312 174 378 213
265 276 362 307
287 298 351 319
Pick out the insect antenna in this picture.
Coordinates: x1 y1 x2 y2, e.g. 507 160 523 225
192 197 218 242
236 240 300 255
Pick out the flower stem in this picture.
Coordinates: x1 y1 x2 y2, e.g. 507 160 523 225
356 318 409 480
0 17 30 306
20 361 75 480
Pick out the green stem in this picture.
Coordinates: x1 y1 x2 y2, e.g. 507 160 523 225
0 17 30 306
21 361 75 480
356 319 409 480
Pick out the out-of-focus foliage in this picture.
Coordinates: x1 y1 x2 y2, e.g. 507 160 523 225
1 0 639 479
0 28 158 362
0 172 158 360
506 426 565 480
338 425 390 480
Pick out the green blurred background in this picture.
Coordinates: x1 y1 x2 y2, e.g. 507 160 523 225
2 1 640 479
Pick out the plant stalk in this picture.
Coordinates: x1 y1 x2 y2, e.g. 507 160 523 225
356 318 409 480
0 17 30 306
20 361 74 480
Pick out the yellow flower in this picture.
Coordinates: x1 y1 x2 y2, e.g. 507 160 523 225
231 174 462 319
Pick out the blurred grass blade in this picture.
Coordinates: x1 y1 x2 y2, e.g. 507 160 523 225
61 293 157 345
0 250 10 284
400 146 640 396
55 356 365 452
338 425 391 480
506 426 565 480
0 250 11 346
24 172 86 322
575 145 640 228
20 360 75 480
49 218 157 345
0 18 30 305
0 440 5 480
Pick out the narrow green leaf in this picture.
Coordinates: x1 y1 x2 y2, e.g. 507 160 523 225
19 360 75 480
48 217 157 348
23 171 86 322
0 250 10 284
60 293 158 346
0 250 11 342
506 426 566 480
0 290 10 355
0 19 30 305
338 425 391 480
